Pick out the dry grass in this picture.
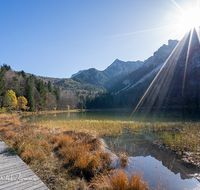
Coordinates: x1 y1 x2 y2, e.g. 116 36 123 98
91 169 148 190
34 120 147 137
2 113 200 189
21 109 84 116
0 114 116 189
119 152 129 168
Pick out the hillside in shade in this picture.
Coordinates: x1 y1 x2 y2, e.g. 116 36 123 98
115 28 200 112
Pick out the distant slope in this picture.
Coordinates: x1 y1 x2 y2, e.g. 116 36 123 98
71 59 144 89
71 68 108 90
107 40 179 94
71 69 87 78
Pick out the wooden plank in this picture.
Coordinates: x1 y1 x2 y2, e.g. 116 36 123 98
0 139 49 190
0 171 37 187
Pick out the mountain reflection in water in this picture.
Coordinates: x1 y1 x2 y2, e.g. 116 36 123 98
104 133 200 190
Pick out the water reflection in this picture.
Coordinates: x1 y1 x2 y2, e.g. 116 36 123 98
24 109 200 123
24 110 200 189
104 133 200 190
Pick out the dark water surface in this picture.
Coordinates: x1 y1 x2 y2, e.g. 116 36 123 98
24 110 200 189
25 108 200 123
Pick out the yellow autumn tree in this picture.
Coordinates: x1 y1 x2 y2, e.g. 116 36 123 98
3 90 18 109
17 96 29 111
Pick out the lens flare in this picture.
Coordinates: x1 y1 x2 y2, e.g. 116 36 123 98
180 8 200 32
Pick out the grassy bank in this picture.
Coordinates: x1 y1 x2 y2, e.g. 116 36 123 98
35 120 200 166
153 122 200 166
20 109 86 116
0 114 148 190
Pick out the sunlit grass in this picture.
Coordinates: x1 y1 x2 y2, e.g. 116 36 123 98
0 114 148 189
159 123 200 155
1 113 200 189
34 119 200 159
91 169 147 190
34 120 148 137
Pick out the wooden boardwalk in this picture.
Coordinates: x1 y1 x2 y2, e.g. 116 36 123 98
0 139 49 190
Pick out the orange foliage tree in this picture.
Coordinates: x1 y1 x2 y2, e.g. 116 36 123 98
17 96 29 111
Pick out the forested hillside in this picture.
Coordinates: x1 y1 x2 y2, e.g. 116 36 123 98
0 64 60 111
0 64 100 111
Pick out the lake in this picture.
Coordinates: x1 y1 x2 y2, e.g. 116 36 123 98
24 110 200 190
25 108 200 123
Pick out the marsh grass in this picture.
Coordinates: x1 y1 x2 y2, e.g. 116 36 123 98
90 169 148 190
0 114 148 189
34 120 147 137
159 123 200 154
0 114 111 189
1 113 200 189
34 119 200 166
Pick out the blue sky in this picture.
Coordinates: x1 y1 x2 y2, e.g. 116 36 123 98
0 0 198 78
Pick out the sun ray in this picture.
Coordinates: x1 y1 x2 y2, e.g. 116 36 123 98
195 26 200 43
130 31 190 118
182 28 194 99
110 24 181 38
171 0 186 13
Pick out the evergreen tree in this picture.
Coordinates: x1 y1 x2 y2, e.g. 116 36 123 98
18 70 26 78
0 73 4 96
1 64 11 71
53 84 61 109
0 65 6 96
12 77 19 97
48 81 53 93
36 80 46 110
25 78 35 111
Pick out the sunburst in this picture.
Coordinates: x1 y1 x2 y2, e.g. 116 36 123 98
179 6 200 33
130 0 200 117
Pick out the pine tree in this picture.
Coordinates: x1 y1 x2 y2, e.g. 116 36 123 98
53 84 61 109
0 73 4 96
18 70 26 78
48 81 53 93
12 77 19 97
36 80 46 110
0 65 6 96
1 64 11 71
25 78 35 111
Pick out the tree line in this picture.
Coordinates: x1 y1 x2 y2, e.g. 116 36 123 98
0 64 61 112
0 64 116 112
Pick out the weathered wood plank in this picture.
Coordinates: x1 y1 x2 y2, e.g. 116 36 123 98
0 171 37 187
0 139 49 190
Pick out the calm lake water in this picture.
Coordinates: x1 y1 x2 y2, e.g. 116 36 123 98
24 110 200 190
25 108 200 123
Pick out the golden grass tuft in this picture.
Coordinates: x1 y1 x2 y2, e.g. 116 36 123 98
92 170 148 190
21 146 46 163
5 131 16 139
0 127 9 132
50 136 61 144
58 135 74 148
119 152 129 168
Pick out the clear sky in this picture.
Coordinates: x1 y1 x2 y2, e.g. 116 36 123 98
0 0 199 78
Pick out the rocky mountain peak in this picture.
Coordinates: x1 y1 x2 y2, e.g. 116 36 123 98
103 59 144 78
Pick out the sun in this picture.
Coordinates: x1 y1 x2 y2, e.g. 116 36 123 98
179 7 200 33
